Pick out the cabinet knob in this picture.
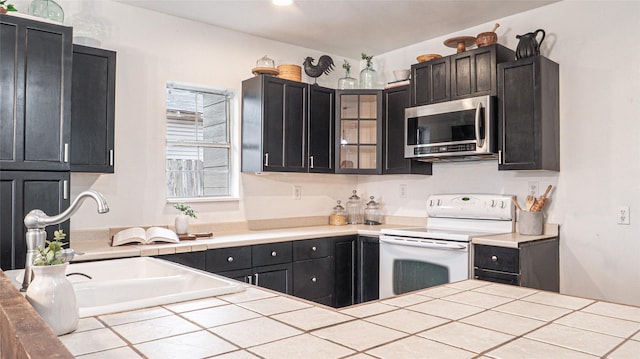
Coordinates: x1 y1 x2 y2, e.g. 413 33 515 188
271 251 277 257
311 277 317 283
311 246 317 252
227 256 234 262
491 255 498 262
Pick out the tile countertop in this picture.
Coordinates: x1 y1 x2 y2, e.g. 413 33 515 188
71 223 560 261
58 279 640 358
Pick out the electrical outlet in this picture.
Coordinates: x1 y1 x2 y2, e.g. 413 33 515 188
399 184 407 198
528 181 539 197
617 206 630 225
293 185 302 200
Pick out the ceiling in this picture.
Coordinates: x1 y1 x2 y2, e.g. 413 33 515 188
118 0 558 58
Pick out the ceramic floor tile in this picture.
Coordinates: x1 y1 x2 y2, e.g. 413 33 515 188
460 310 546 336
163 297 227 313
415 285 463 298
218 287 277 303
486 338 598 359
555 311 640 338
76 346 143 358
525 323 624 357
380 293 433 307
633 332 640 341
472 283 539 299
442 290 514 309
76 317 105 332
339 302 396 318
209 316 302 347
366 336 475 359
406 298 484 320
607 339 640 359
180 304 262 328
59 328 127 357
493 299 572 321
236 295 313 315
311 319 406 351
271 306 354 331
446 280 491 291
522 291 595 310
135 330 237 359
111 315 201 344
418 321 514 353
98 307 173 326
364 308 450 334
248 334 355 359
345 354 376 359
581 301 640 322
210 350 260 358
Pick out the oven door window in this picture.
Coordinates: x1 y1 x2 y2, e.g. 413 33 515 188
406 108 484 146
392 259 449 295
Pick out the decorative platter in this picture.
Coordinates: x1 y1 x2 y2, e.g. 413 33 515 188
252 67 279 76
443 36 477 53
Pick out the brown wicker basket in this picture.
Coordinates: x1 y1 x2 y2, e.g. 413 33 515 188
277 64 302 82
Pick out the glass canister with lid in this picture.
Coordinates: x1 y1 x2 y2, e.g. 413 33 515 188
364 196 382 225
346 190 364 224
329 200 347 226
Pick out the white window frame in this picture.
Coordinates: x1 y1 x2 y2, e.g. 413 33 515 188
165 81 240 203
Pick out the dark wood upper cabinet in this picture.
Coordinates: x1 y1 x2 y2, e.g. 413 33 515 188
383 85 431 175
0 14 72 171
308 85 335 173
70 45 116 173
497 56 559 171
450 44 515 100
411 57 450 106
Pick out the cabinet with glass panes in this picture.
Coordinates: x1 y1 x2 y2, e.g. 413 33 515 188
334 90 382 174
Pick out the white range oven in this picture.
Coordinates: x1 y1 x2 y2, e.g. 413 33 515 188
379 194 515 299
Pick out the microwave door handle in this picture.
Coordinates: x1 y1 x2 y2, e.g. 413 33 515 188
474 102 485 148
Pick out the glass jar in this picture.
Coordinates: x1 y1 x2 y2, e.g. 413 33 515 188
338 68 357 89
346 190 364 224
364 196 382 225
29 0 64 23
329 200 347 226
256 55 275 68
360 64 377 89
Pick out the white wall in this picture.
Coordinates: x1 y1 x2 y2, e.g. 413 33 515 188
20 0 640 305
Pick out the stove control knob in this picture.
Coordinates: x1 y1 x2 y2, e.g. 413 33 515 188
437 199 442 206
429 200 434 207
500 201 506 208
490 200 496 207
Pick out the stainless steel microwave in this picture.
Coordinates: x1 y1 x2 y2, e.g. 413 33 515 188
405 95 497 162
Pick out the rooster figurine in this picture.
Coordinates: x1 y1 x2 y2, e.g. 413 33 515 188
303 55 334 83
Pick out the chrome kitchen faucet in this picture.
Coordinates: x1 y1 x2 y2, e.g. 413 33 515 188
21 190 109 292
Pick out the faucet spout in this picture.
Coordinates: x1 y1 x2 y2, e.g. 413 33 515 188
21 190 109 292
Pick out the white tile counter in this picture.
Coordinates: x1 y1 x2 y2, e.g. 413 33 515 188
58 280 640 358
472 223 559 249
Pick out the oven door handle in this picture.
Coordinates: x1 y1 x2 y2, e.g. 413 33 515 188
379 236 467 250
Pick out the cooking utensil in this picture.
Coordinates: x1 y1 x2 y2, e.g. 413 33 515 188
511 197 523 211
531 185 552 212
443 36 477 53
525 195 537 211
476 23 499 47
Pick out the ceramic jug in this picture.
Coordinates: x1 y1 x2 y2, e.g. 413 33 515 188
515 29 545 60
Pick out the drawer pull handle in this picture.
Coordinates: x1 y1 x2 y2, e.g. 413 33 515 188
271 251 277 257
491 255 498 262
311 277 317 283
311 246 317 252
227 256 234 262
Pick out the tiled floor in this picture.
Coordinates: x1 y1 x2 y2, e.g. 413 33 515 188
57 281 640 358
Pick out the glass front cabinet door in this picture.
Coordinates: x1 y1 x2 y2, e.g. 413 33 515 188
335 90 382 174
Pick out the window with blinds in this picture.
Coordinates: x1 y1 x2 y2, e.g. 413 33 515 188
166 83 234 199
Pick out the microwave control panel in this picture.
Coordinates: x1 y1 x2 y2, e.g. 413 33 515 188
414 143 476 155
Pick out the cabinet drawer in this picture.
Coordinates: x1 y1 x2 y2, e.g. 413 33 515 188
293 257 334 300
206 246 252 272
474 268 520 286
252 242 292 267
474 245 519 273
293 238 333 260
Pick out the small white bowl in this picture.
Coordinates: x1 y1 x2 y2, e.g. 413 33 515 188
393 69 410 81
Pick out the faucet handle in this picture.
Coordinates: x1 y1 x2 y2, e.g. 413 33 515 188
54 249 83 263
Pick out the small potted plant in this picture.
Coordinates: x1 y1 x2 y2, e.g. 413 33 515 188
174 203 197 234
26 230 79 336
0 1 17 14
338 60 357 89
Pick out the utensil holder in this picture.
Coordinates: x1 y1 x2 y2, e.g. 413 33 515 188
518 211 543 235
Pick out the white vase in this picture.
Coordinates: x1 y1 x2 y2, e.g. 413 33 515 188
175 213 189 234
26 262 78 336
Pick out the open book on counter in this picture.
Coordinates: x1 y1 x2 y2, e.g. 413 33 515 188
111 227 179 246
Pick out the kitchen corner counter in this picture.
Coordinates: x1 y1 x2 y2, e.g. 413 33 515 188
56 279 640 358
71 224 402 262
472 223 559 248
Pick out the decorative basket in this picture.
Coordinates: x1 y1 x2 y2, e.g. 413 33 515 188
278 64 302 82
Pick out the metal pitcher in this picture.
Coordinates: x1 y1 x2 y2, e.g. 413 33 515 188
515 29 545 60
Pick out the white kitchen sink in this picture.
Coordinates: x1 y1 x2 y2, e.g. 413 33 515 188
9 257 245 317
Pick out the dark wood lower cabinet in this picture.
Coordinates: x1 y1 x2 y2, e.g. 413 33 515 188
293 257 334 302
334 236 356 307
357 236 379 303
157 251 206 271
